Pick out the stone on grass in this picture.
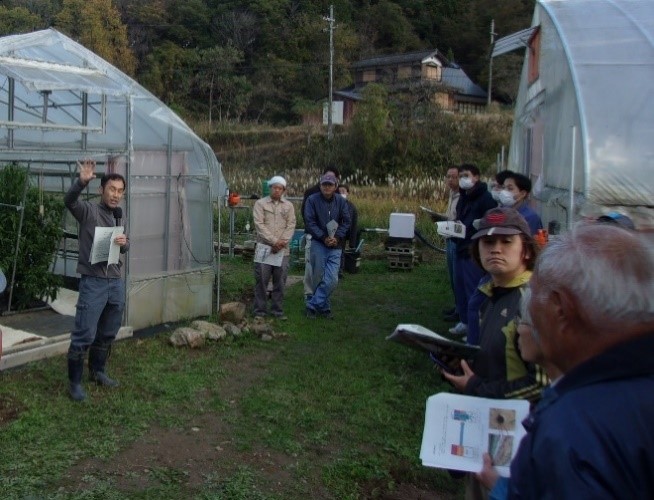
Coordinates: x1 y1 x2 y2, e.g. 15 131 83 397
191 320 227 341
223 322 242 337
169 327 205 348
250 322 273 338
220 302 246 323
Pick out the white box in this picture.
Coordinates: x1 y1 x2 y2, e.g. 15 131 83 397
389 213 415 238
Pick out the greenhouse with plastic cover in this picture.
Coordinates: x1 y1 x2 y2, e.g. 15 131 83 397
0 29 225 338
495 0 654 232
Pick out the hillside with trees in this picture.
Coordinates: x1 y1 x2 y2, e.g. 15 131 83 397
1 0 534 125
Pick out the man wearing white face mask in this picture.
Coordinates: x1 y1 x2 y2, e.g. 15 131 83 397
490 170 515 203
450 164 496 336
498 172 542 235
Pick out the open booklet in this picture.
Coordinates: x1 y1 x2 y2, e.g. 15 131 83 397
387 324 479 359
436 221 466 238
420 206 448 222
420 393 530 477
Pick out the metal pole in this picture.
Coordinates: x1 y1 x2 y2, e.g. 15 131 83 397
124 95 133 326
164 125 172 269
569 126 576 230
8 77 14 148
229 206 235 257
325 5 335 140
487 19 495 107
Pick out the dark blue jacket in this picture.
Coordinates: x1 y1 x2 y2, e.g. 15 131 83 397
516 202 543 235
304 192 351 244
454 181 496 257
509 333 654 499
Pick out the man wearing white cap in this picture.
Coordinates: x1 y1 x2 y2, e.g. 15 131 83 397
252 175 296 318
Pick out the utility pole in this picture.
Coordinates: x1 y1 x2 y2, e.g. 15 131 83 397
487 19 496 107
323 5 335 140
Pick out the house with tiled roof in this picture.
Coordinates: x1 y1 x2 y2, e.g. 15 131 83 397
306 49 488 125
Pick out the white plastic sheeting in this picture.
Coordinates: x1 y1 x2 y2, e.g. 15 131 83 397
0 29 224 328
508 0 654 230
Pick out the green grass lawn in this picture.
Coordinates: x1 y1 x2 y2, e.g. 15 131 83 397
0 254 463 499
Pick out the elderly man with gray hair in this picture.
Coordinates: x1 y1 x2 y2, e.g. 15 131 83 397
501 223 654 499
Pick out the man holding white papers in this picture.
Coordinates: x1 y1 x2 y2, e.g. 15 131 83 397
64 159 129 402
252 175 296 318
304 173 350 319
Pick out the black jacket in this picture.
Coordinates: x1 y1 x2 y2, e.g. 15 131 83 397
454 181 496 256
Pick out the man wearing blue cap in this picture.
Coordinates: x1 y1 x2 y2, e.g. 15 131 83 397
303 173 351 319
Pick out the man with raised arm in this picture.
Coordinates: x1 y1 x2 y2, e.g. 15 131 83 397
64 159 129 402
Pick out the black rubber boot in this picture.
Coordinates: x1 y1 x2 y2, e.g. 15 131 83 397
88 343 119 388
67 350 87 402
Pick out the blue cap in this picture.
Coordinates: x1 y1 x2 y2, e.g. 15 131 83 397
597 212 635 230
320 174 337 185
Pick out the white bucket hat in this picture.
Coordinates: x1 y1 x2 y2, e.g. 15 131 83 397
268 175 287 188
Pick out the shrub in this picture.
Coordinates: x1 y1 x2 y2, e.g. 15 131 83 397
0 163 63 310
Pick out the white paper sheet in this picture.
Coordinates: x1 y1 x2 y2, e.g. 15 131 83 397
420 393 529 477
254 243 284 267
326 219 338 238
90 226 124 265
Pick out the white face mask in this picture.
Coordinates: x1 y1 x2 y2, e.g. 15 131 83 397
459 177 475 190
498 190 516 207
491 189 501 201
340 193 347 199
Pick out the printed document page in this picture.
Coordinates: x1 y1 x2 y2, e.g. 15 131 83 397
420 393 529 477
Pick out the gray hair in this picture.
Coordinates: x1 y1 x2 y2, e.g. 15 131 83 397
519 286 542 345
533 222 654 330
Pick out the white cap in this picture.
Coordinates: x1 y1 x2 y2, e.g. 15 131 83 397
268 175 287 188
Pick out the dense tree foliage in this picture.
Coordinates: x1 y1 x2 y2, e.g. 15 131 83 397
2 0 534 122
0 164 63 310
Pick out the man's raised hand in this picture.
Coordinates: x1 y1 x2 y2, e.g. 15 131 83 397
77 159 96 185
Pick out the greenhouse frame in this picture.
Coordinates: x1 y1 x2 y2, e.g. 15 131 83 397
498 0 654 232
0 29 225 330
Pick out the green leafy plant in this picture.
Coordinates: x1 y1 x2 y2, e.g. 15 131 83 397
0 163 63 309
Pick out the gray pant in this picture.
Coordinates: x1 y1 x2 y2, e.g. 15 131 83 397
69 275 125 351
254 256 290 316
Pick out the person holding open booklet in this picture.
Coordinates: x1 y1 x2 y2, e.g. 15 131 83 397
438 207 548 499
439 208 547 401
